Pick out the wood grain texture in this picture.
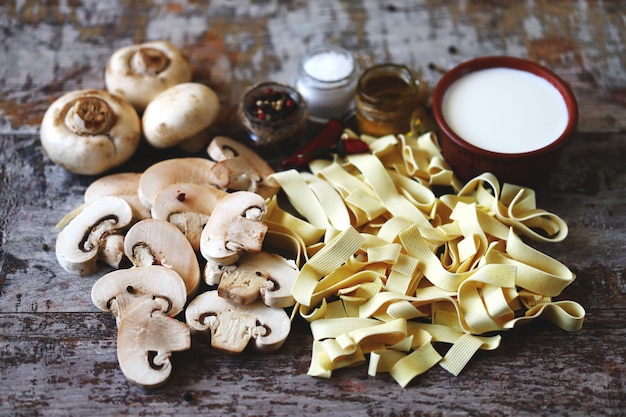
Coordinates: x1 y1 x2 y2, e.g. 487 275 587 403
1 1 625 416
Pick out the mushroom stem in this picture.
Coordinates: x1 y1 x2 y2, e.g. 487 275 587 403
131 47 171 76
65 96 115 136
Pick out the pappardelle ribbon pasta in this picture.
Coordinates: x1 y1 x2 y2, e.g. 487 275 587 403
269 130 585 387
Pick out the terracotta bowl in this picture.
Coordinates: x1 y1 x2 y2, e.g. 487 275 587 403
431 56 578 186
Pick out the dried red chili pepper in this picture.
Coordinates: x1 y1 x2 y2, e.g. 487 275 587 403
330 136 370 159
280 118 344 168
340 138 370 155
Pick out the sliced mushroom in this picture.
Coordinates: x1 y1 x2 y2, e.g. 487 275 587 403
56 212 127 269
84 172 151 220
124 219 201 297
56 196 134 275
137 157 218 209
151 182 228 251
199 191 268 266
91 265 187 321
207 136 280 198
40 89 141 175
105 40 192 112
117 297 191 389
58 172 146 230
204 258 237 286
85 172 141 200
185 290 291 354
142 82 220 150
97 233 126 269
214 251 298 308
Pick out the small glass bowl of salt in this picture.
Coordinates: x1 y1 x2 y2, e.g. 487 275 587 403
295 45 359 122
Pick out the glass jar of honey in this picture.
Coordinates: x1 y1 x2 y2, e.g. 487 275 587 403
355 63 421 137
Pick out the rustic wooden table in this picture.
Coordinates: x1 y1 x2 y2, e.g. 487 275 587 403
1 1 625 416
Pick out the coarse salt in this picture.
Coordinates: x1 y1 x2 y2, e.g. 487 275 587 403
303 50 355 82
296 45 358 122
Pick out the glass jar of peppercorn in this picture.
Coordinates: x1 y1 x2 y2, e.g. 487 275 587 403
239 81 308 146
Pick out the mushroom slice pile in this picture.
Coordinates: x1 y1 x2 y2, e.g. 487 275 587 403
142 82 220 151
56 195 134 275
207 136 280 198
85 172 151 221
185 290 291 354
200 191 268 266
40 89 141 175
124 219 201 297
137 157 218 209
91 265 187 322
105 40 192 112
151 182 228 251
117 297 191 389
210 251 298 308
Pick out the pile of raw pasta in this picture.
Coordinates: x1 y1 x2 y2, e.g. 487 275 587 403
264 129 585 387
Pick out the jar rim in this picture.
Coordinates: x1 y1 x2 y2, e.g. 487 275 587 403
356 63 419 104
242 81 307 127
299 45 357 86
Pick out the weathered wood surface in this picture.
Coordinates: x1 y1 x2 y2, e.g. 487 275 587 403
1 1 625 416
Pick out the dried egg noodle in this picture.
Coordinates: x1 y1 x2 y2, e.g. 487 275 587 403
267 130 585 387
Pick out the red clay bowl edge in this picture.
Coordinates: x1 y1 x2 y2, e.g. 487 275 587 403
432 55 579 186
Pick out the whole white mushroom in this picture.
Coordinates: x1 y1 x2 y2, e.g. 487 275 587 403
105 40 192 112
40 89 141 175
141 82 220 151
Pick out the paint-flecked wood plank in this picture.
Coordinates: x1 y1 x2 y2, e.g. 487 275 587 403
1 1 625 416
1 310 624 416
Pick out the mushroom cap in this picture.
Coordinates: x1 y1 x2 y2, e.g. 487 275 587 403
55 195 134 275
151 182 228 251
124 218 201 297
117 297 191 389
105 40 192 111
207 136 274 177
199 191 268 266
84 172 142 202
142 82 220 149
40 89 141 175
84 172 151 220
216 251 298 308
137 157 218 209
91 265 188 320
207 136 279 198
185 290 291 354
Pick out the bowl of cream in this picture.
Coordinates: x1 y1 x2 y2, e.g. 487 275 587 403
432 56 578 185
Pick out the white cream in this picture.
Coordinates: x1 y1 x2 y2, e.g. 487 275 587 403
442 67 569 154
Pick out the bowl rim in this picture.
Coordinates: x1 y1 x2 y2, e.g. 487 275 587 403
242 80 308 127
432 55 579 159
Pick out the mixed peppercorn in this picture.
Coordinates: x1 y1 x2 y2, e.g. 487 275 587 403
247 87 298 122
